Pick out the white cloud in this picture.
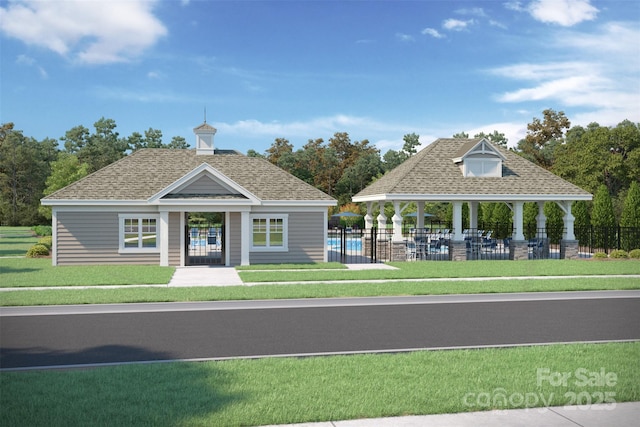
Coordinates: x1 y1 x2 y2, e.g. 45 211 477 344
504 1 526 12
443 19 475 31
528 0 598 26
15 54 48 78
455 7 487 18
0 0 167 65
488 22 639 129
395 33 415 42
215 115 423 150
421 28 444 39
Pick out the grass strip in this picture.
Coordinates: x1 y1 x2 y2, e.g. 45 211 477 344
0 258 175 287
236 262 347 270
2 342 638 427
2 277 638 306
238 259 640 282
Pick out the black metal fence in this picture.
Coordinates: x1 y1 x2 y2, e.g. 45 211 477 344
576 226 640 256
328 224 640 263
328 227 392 263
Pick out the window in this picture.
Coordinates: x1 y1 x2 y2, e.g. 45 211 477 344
251 215 288 251
119 215 159 252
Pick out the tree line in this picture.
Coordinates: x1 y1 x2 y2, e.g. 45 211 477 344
1 111 639 232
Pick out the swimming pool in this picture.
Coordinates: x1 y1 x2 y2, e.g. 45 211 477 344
327 238 362 251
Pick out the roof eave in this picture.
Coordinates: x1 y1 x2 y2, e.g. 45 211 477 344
353 193 593 202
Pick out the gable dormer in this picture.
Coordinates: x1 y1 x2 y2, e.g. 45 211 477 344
452 138 506 178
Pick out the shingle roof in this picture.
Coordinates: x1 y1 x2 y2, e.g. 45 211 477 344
43 149 335 202
353 138 592 201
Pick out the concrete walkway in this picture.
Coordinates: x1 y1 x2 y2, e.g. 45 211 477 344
260 402 640 427
169 266 244 286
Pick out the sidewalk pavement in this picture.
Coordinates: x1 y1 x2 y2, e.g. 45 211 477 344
167 263 396 287
260 402 640 427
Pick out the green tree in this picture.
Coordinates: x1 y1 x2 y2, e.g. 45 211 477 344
544 202 564 244
0 126 57 225
382 133 421 172
167 136 189 149
266 138 293 165
572 200 591 247
591 185 617 250
474 130 508 147
452 131 469 138
620 181 640 250
336 152 383 205
38 153 89 219
63 118 127 172
144 128 163 148
517 109 570 169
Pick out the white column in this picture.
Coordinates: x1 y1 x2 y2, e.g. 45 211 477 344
377 201 387 239
51 208 57 266
469 201 478 230
322 209 328 262
160 210 169 266
225 212 231 266
562 202 575 241
364 202 374 230
392 201 403 242
241 210 250 266
452 201 463 240
513 201 525 240
417 201 425 231
179 212 185 266
536 202 547 237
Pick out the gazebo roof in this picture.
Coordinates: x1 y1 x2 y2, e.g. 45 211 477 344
353 138 592 202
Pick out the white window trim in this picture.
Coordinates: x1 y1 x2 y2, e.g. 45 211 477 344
118 214 161 253
250 214 288 252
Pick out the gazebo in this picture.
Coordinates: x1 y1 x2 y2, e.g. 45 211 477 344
352 138 592 261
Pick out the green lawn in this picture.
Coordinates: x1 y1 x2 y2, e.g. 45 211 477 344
0 258 175 288
0 226 38 257
238 259 640 283
2 342 638 427
1 257 639 306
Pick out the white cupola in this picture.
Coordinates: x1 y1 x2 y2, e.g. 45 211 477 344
194 121 217 155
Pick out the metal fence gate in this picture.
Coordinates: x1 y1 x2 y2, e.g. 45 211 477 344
328 227 392 263
185 223 224 265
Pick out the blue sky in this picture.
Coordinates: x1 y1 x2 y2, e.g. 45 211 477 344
1 0 638 154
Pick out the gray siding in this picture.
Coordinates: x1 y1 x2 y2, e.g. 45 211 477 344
228 212 241 265
250 211 325 264
175 175 233 195
56 211 159 265
168 212 181 266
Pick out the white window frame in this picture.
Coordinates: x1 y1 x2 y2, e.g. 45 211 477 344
118 214 160 253
250 214 288 252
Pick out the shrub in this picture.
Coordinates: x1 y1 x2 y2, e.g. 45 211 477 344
609 250 628 259
37 236 53 249
593 252 608 259
629 249 640 259
26 244 50 258
32 225 52 236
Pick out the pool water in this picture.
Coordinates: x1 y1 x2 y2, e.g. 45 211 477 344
327 238 362 251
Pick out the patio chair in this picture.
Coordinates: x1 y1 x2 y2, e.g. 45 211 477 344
406 241 417 261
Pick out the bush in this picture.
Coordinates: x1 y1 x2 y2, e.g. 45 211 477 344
37 235 52 249
629 249 640 259
32 225 52 236
609 250 628 259
26 244 50 258
593 252 608 259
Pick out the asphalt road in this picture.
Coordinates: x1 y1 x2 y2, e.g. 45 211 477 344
2 291 639 370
